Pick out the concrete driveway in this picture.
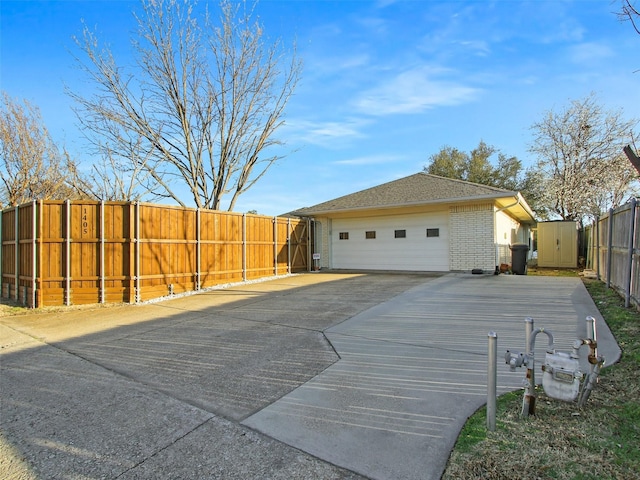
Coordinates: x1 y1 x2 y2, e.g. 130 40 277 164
0 272 620 479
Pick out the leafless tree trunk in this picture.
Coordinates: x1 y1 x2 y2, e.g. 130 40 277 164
69 0 301 210
0 91 86 208
81 138 159 201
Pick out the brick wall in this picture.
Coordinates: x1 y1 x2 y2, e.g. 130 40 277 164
449 204 495 271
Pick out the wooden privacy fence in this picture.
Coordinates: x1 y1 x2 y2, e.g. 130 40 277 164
1 200 310 308
584 198 639 310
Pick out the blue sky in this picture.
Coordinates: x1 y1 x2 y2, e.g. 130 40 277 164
2 0 639 215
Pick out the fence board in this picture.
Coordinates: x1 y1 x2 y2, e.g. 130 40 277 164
200 210 242 286
102 203 132 303
1 201 308 307
585 199 639 310
38 202 62 305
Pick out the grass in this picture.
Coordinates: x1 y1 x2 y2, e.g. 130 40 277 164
527 266 581 277
0 299 29 316
442 275 640 480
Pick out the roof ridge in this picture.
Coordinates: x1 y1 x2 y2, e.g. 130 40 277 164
419 172 516 194
290 171 521 216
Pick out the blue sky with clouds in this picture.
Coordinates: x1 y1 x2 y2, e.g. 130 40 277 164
2 0 639 215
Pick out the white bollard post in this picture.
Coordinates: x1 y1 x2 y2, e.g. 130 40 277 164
487 331 497 432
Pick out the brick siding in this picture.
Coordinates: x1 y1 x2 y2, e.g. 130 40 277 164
449 204 495 271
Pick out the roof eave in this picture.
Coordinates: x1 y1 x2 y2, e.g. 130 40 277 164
292 192 522 217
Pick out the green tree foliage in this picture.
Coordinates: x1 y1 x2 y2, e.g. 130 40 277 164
424 140 545 216
466 141 497 186
427 146 467 179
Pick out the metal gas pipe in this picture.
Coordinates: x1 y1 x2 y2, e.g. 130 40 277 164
505 317 555 417
576 316 605 406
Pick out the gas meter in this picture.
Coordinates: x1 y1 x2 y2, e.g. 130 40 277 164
503 317 605 418
541 351 583 402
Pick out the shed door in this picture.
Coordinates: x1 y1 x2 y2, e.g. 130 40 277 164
537 222 577 268
330 212 449 271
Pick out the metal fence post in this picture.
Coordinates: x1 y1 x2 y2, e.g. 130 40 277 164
100 200 105 304
135 201 140 303
596 216 601 280
196 208 201 291
487 331 497 432
624 198 637 308
0 208 3 298
65 200 71 306
606 208 614 288
273 217 278 276
309 218 314 272
242 213 247 282
288 218 291 274
14 205 19 301
31 200 37 308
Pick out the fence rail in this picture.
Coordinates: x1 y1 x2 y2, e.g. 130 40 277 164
1 200 309 307
584 198 639 310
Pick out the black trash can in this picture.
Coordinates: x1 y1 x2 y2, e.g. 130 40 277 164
510 243 529 275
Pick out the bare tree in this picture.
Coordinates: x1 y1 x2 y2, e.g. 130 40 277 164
529 94 639 223
69 0 301 211
69 134 160 202
0 91 86 208
618 0 640 35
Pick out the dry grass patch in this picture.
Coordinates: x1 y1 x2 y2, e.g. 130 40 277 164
0 298 124 317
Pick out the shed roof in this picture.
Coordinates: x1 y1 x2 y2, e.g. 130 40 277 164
291 172 536 223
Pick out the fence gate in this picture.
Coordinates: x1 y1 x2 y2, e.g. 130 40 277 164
289 219 310 272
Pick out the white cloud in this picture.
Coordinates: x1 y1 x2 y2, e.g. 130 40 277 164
332 154 404 166
538 17 586 44
331 53 372 71
458 40 491 57
283 118 370 147
356 16 389 35
302 49 372 78
352 66 480 116
567 42 614 65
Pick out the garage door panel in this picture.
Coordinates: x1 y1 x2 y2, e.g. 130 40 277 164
331 212 449 271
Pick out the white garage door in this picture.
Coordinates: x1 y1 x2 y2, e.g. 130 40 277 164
330 212 449 271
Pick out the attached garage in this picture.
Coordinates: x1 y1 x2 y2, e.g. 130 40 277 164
330 211 449 271
291 173 536 273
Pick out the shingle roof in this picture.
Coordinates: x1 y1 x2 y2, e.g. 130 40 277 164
291 172 518 215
